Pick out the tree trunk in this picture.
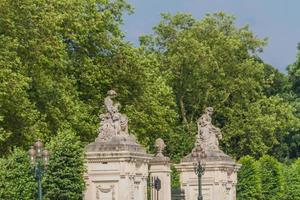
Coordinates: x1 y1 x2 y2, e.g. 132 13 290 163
179 95 188 123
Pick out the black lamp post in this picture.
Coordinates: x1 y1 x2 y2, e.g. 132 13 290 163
192 146 207 200
28 140 49 200
194 161 205 200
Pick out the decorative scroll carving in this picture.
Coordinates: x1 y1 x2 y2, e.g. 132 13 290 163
96 90 129 142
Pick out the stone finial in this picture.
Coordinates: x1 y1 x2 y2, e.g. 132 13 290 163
155 138 166 157
196 107 223 152
96 90 129 142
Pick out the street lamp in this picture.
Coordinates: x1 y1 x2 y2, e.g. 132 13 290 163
28 139 49 200
192 146 207 200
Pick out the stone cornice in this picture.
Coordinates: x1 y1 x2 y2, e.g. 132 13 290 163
174 160 241 172
85 151 153 163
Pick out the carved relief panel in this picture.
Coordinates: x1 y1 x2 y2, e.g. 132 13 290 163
96 184 115 200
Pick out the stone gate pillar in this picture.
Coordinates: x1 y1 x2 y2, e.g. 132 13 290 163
175 107 241 200
84 90 152 200
149 138 171 200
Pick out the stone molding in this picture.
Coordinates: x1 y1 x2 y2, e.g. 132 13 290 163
85 151 152 164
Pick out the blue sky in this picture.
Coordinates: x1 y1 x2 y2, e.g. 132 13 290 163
122 0 300 72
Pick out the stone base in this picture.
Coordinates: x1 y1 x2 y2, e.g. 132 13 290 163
84 138 152 200
149 156 171 200
175 158 240 200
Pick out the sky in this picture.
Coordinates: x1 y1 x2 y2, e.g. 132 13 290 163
122 0 300 72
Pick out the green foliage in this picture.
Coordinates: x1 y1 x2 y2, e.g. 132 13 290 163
237 156 262 200
1 0 300 196
287 43 300 94
171 166 180 188
0 0 132 153
0 132 86 200
257 155 284 200
141 12 299 159
0 148 36 199
223 95 299 158
1 0 299 162
100 45 179 154
0 35 46 153
263 63 290 97
283 158 300 200
0 0 179 157
44 129 85 200
282 44 300 159
142 13 266 121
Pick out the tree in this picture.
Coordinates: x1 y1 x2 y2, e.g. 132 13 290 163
262 63 290 97
0 0 133 153
0 131 86 200
237 156 262 200
283 158 300 200
287 43 300 94
0 35 47 154
44 129 85 200
141 12 299 158
222 95 299 158
0 148 36 199
141 12 266 123
282 43 300 159
257 155 284 200
0 0 180 157
90 44 179 154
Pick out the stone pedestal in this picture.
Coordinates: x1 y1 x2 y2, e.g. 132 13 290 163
149 138 171 200
84 135 152 200
175 153 241 200
175 107 241 200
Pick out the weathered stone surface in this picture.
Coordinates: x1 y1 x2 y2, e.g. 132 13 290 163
176 160 240 200
86 90 148 154
84 90 152 200
149 138 171 200
96 90 129 141
196 107 222 152
175 107 241 200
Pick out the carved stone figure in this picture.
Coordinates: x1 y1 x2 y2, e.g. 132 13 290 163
96 90 129 142
196 107 222 152
104 90 118 114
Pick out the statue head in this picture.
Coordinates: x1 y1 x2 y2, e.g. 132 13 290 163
205 107 214 116
107 90 117 98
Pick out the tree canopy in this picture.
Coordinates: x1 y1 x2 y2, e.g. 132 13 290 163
1 0 300 198
0 0 178 156
140 12 299 159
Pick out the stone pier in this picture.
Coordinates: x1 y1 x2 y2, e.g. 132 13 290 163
175 107 241 200
149 138 171 200
84 90 152 200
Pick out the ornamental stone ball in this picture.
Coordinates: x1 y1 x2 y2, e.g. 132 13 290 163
155 138 166 157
